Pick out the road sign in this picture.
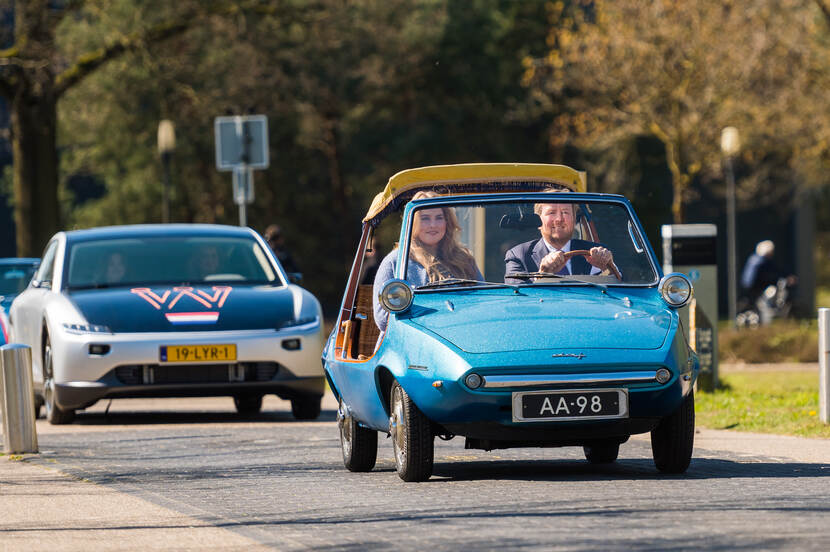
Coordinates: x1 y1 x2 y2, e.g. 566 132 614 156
214 115 269 171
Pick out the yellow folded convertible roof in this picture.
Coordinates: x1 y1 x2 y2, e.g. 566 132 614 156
363 163 586 225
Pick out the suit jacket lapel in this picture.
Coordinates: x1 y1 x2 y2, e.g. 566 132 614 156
529 239 547 272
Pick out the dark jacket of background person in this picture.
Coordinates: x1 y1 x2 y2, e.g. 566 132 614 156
740 241 780 303
263 224 300 274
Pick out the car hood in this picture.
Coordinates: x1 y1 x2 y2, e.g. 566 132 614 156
68 284 296 332
403 287 673 353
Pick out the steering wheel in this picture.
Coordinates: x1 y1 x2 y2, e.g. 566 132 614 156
564 249 622 281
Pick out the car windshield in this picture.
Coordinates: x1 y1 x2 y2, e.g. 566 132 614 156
66 236 279 289
403 198 658 288
0 263 38 295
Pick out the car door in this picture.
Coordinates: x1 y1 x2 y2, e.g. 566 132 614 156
11 239 59 383
324 224 392 428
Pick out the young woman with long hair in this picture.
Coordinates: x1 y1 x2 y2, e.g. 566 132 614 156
372 191 483 332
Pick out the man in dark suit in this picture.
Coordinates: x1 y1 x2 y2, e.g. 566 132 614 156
504 201 615 283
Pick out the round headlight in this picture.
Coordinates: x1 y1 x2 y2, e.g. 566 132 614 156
379 279 413 313
655 368 672 384
659 273 693 308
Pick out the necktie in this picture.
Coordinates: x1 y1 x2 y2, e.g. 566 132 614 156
556 262 569 276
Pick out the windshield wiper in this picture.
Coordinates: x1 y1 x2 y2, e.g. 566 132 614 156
417 278 514 290
506 272 608 292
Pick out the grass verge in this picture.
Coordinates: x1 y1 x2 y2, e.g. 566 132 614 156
697 368 830 439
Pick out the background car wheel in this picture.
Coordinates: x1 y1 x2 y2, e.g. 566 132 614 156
233 395 263 415
339 398 378 472
291 396 322 420
42 334 75 425
390 382 433 482
651 391 695 473
583 441 620 464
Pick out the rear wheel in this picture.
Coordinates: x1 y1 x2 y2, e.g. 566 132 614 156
339 398 377 472
583 441 620 464
291 396 322 420
651 392 695 473
390 382 434 482
233 395 263 415
43 334 75 425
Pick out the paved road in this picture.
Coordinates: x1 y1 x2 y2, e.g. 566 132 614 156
4 394 830 551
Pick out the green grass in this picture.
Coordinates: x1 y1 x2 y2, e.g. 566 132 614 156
697 369 830 438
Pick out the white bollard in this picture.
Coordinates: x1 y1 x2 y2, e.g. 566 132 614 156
820 309 830 424
1 344 39 454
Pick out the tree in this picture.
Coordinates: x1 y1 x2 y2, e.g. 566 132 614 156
56 0 554 310
0 0 255 256
526 0 830 222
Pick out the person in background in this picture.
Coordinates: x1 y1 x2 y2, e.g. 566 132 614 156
739 240 797 325
264 224 300 274
740 240 779 303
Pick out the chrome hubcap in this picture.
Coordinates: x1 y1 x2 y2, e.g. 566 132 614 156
392 388 406 468
44 343 54 416
339 401 352 457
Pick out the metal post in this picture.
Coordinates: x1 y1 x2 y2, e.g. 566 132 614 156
819 308 829 423
234 166 248 227
162 151 171 223
1 344 38 454
725 155 737 328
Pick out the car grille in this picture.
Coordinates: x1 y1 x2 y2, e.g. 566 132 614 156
114 362 280 385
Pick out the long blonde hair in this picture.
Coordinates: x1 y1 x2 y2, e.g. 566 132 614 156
408 191 479 282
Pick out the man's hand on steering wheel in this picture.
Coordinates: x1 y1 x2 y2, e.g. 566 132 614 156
586 246 613 272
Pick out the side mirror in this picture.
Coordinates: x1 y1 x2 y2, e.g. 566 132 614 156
33 280 51 290
287 272 303 285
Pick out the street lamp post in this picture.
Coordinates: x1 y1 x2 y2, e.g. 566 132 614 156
157 120 176 223
721 126 740 328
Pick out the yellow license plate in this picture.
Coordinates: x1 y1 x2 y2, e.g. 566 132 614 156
160 344 237 363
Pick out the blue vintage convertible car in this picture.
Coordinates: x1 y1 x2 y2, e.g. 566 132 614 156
322 164 698 481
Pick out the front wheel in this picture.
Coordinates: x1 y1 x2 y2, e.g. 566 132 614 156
291 396 322 420
339 398 377 472
43 334 75 425
651 391 695 473
390 382 434 482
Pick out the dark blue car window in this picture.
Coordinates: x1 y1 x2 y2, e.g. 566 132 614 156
66 236 278 288
0 264 38 295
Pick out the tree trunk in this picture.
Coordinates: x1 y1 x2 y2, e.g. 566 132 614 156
11 88 60 257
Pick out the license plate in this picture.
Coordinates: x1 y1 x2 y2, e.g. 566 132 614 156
159 344 237 363
512 389 628 422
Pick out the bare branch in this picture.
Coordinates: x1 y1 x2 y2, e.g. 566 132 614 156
815 0 830 25
54 17 191 97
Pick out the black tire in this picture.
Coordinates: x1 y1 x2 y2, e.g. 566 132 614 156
651 391 695 473
339 398 378 472
233 395 263 415
390 382 434 482
34 396 44 419
291 395 322 420
43 334 75 425
583 441 620 464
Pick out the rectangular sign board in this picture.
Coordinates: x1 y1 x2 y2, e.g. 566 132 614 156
214 115 269 171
